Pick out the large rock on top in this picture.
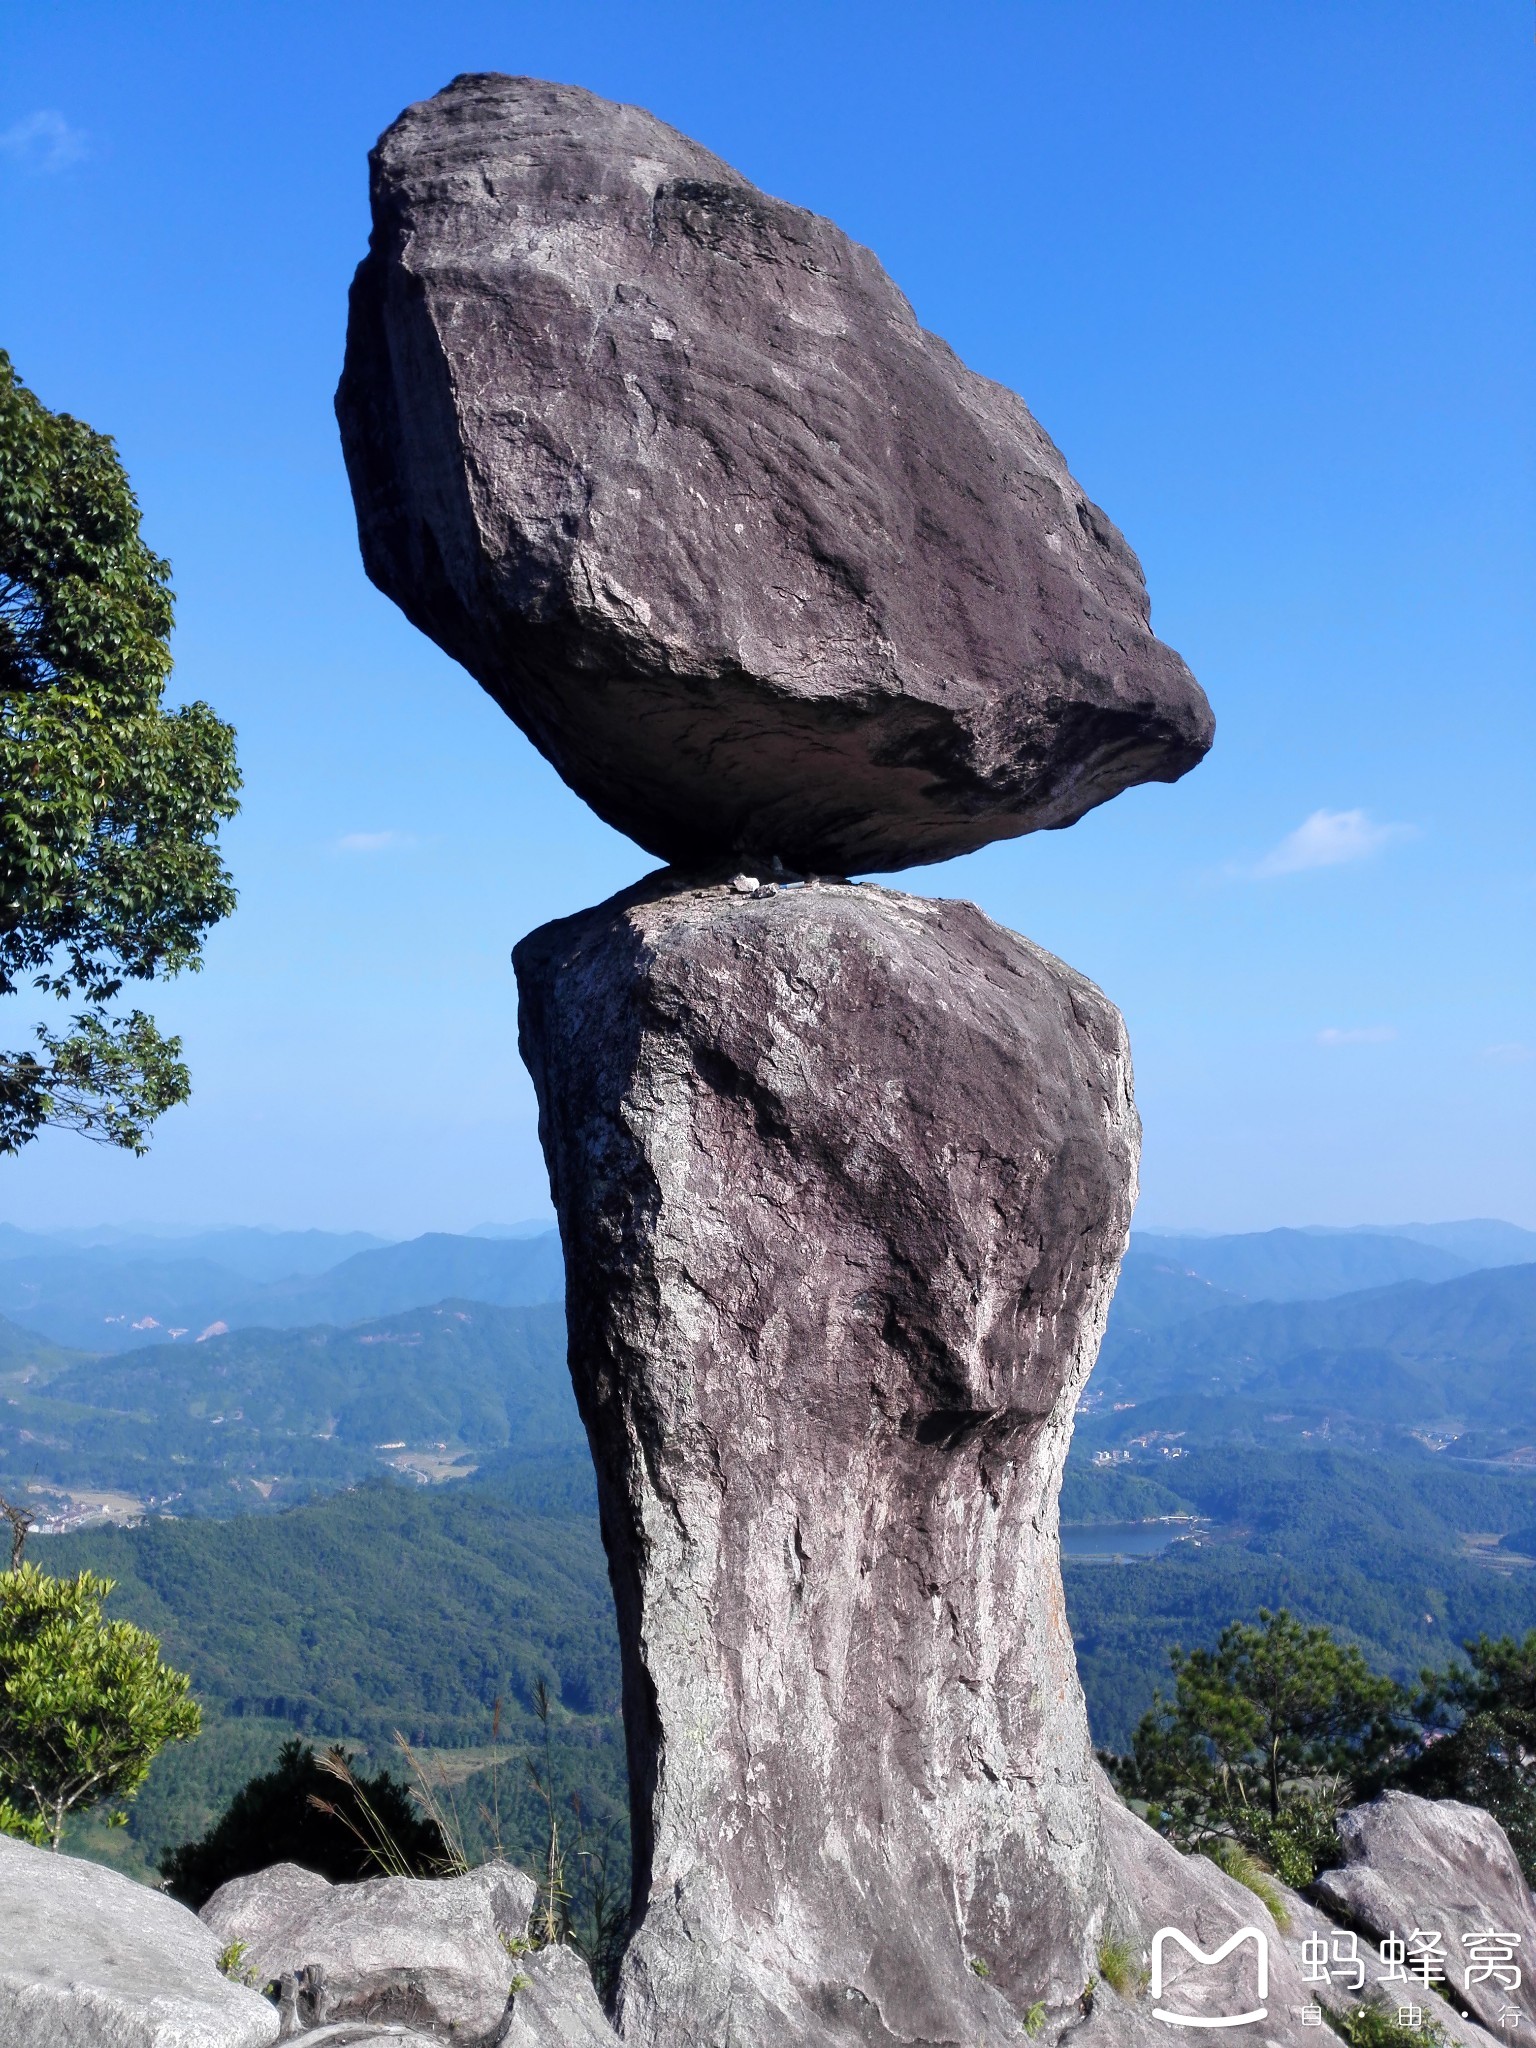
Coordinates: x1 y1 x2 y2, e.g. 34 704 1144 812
515 873 1140 2045
338 74 1213 876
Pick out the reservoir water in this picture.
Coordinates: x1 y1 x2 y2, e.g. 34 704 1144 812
1060 1520 1201 1561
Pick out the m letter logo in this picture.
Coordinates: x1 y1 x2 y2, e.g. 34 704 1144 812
1150 1926 1270 2028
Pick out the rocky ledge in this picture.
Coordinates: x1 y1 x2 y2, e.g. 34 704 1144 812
0 1833 614 2048
3 1791 1530 2047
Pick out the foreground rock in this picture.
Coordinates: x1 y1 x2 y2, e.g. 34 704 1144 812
1094 1787 1494 2048
0 1831 279 2048
502 1944 618 2046
516 874 1140 2045
338 74 1212 877
1315 1790 1536 2035
201 1859 535 2041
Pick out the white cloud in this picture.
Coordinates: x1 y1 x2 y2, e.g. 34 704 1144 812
1316 1026 1398 1047
336 830 414 853
0 111 88 173
1482 1042 1535 1066
1253 808 1410 878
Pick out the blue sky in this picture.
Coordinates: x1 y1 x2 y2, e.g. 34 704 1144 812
1 0 1531 1236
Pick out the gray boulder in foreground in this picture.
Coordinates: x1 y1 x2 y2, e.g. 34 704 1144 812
338 74 1212 877
0 1831 279 2048
1093 1785 1494 2048
517 875 1140 2045
200 1858 536 2041
503 1943 617 2045
1315 1789 1536 2035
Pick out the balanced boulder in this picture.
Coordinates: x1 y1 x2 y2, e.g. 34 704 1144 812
337 74 1212 876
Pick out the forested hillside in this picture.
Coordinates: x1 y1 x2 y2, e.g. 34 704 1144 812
42 1459 625 1886
16 1241 1536 1886
38 1446 1536 1873
2 1299 577 1513
1064 1447 1536 1744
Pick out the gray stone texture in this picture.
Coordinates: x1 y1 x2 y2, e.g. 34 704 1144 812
337 73 1212 877
200 1859 535 2043
0 1831 280 2048
503 1944 618 2046
515 874 1141 2045
1094 1786 1495 2048
1315 1790 1536 2035
268 2028 443 2045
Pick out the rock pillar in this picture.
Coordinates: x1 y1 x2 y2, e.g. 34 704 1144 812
516 874 1139 2046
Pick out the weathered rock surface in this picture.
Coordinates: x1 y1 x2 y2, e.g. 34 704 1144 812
516 874 1140 2045
200 1859 535 2042
338 73 1213 877
503 1943 619 2046
1315 1790 1536 2035
268 2028 443 2045
1094 1786 1494 2048
0 1831 279 2048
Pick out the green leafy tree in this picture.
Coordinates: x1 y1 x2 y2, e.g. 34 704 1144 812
1397 1631 1536 1878
1106 1609 1411 1884
160 1739 447 1908
0 350 239 1154
0 1555 200 1848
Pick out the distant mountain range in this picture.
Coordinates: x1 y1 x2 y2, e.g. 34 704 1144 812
1128 1221 1536 1301
2 1221 1531 1510
1085 1258 1536 1461
8 1219 1534 1839
0 1231 566 1351
0 1216 1530 1353
0 1225 392 1280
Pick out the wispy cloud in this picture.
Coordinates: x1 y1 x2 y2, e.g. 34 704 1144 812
0 111 89 174
1482 1042 1535 1066
1253 808 1411 879
1316 1026 1398 1047
336 830 415 854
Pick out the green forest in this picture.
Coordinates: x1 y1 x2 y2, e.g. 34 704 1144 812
35 1438 1536 1883
41 1456 627 1887
1 1298 578 1513
13 1247 1536 1888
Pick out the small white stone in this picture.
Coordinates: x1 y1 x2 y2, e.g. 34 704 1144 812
730 874 759 894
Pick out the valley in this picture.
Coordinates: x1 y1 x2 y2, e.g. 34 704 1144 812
5 1217 1533 1880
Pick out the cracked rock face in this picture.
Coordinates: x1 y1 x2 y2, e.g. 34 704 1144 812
338 73 1213 877
515 876 1139 2046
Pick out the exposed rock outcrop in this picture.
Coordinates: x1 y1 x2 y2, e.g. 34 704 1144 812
516 874 1140 2045
200 1859 536 2041
1094 1785 1497 2048
0 1830 279 2048
1315 1791 1536 2036
337 74 1212 877
503 1943 620 2046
